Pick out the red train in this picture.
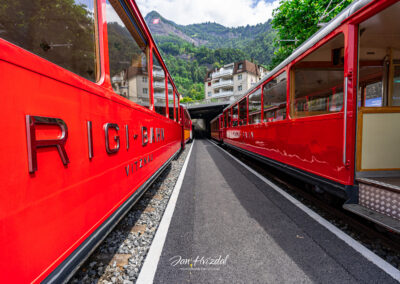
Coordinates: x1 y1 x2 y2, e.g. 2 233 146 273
211 0 400 233
181 105 193 145
0 0 191 282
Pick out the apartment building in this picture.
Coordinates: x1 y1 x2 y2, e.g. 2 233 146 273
204 60 268 102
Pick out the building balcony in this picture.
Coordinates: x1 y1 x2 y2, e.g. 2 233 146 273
153 70 165 79
212 90 234 98
111 75 124 83
153 81 166 89
154 92 174 100
213 80 233 89
211 68 233 79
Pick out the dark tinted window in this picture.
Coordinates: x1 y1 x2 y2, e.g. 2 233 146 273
0 0 98 81
239 99 247 125
232 104 238 127
107 0 150 107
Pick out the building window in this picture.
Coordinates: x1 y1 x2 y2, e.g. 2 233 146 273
238 74 242 80
208 92 211 97
238 85 242 91
238 63 243 70
142 76 147 83
143 88 148 94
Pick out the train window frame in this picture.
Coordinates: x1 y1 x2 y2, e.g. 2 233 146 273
106 0 152 107
248 87 262 125
262 69 288 123
227 108 232 127
152 50 168 117
238 97 248 126
175 91 180 123
232 104 239 127
0 0 101 83
167 77 174 120
223 110 228 128
290 32 345 118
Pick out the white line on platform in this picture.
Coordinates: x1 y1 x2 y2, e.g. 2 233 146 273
208 139 400 282
136 141 195 284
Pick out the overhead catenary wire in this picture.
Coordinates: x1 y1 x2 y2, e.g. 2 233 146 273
319 0 351 22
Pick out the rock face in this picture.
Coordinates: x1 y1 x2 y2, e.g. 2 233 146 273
145 11 200 45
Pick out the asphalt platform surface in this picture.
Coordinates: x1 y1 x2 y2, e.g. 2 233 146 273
153 139 397 283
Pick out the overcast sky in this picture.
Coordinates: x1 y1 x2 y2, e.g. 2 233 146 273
136 0 280 27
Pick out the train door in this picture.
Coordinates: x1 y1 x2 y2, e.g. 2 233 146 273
349 1 400 226
355 2 400 177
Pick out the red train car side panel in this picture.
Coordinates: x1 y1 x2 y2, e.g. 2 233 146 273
0 0 182 282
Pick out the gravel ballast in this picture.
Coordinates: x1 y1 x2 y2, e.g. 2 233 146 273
69 144 191 284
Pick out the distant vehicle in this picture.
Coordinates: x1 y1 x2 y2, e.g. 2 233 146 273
211 0 400 233
0 0 191 282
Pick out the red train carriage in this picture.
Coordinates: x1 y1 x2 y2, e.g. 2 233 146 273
0 0 190 282
218 0 400 232
181 105 192 146
210 114 223 142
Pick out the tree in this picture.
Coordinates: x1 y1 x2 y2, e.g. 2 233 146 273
270 0 353 68
181 96 193 103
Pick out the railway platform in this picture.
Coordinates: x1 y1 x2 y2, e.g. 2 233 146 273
137 139 399 283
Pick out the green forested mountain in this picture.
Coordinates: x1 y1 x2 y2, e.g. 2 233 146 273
144 11 275 101
156 36 253 100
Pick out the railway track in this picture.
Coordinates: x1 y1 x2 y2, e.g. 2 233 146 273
219 143 400 269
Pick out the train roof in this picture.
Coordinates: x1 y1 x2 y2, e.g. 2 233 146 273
223 0 373 111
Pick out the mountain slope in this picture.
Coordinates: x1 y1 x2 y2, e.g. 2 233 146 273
144 11 276 101
145 11 274 57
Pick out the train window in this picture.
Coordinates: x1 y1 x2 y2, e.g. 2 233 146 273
153 52 167 116
248 88 262 124
232 104 238 127
263 72 287 122
239 98 247 126
291 34 344 117
175 92 180 123
0 0 98 81
168 80 174 119
358 65 384 107
224 111 228 128
358 3 400 108
392 65 400 106
228 109 232 127
107 0 150 107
